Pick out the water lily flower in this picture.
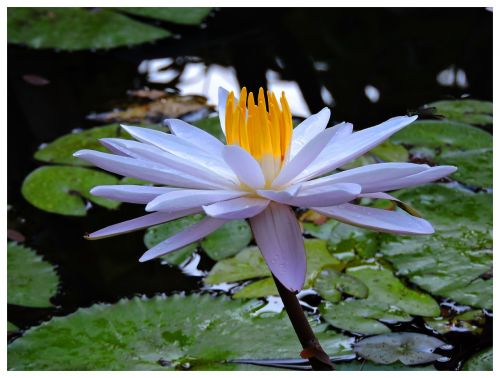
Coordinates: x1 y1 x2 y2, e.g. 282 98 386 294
74 87 456 292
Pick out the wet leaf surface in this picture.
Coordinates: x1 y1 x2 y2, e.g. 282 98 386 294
462 347 492 371
425 99 493 126
8 8 171 51
354 332 447 365
8 242 59 308
117 7 212 25
7 294 352 370
201 220 252 261
313 269 368 303
21 166 120 216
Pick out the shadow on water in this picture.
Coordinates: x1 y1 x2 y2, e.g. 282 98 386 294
7 7 492 370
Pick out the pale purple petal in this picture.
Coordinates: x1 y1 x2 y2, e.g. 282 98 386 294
250 202 306 291
73 149 219 189
146 189 246 212
203 197 270 219
313 203 434 235
218 87 231 136
256 185 302 204
273 126 340 187
290 107 330 158
294 115 418 182
139 216 228 262
166 118 225 154
98 138 237 187
222 145 266 189
90 185 177 204
86 208 200 240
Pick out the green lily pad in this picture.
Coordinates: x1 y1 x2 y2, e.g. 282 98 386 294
425 99 493 126
390 120 492 187
201 220 252 261
462 347 493 371
380 185 492 309
314 269 368 303
7 294 352 370
328 222 379 258
8 242 59 308
354 332 447 365
371 141 409 162
7 322 18 333
144 214 203 265
117 8 212 25
425 310 485 335
320 265 439 335
336 361 436 371
8 8 171 51
207 239 342 298
21 166 120 216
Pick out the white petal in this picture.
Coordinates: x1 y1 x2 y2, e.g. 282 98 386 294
86 208 200 240
203 197 270 219
146 189 246 212
166 118 225 154
290 107 330 158
250 203 306 291
218 87 231 136
273 126 339 187
313 203 434 235
90 185 176 204
73 150 219 189
294 115 418 182
120 125 232 175
256 185 302 204
139 217 228 262
99 138 237 187
301 163 430 193
369 165 457 192
222 145 266 189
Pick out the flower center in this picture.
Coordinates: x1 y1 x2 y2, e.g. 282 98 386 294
225 87 293 183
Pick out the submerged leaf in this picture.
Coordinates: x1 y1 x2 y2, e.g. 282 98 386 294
21 166 119 216
8 242 59 308
354 332 447 365
7 294 352 370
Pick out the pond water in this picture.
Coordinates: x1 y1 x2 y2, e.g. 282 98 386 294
7 8 492 370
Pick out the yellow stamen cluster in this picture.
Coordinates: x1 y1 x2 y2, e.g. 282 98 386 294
225 87 293 164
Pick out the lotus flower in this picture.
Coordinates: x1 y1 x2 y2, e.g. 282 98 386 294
74 87 456 292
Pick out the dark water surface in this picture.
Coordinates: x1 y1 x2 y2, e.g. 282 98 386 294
7 8 492 370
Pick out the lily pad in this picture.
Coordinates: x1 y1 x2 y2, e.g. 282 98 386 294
328 222 379 258
118 8 212 25
336 361 436 371
7 294 352 370
201 220 252 261
144 214 203 265
320 265 439 335
7 322 18 333
425 310 485 335
425 99 493 126
21 166 120 216
354 332 447 365
462 347 493 371
300 210 337 239
207 239 342 298
390 120 492 187
380 185 492 309
314 269 368 303
8 242 59 308
8 8 170 51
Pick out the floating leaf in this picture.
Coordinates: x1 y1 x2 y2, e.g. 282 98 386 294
7 8 170 51
201 220 252 261
21 166 119 216
425 310 485 335
7 294 352 370
314 269 368 303
300 210 337 239
354 332 447 365
390 120 492 187
117 7 212 25
380 185 492 309
462 347 493 371
144 214 203 265
336 361 436 371
8 242 59 308
425 99 493 126
371 141 409 162
234 277 277 299
328 222 379 258
208 239 342 298
320 265 439 335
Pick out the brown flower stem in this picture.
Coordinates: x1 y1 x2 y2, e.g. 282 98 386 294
272 274 334 371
